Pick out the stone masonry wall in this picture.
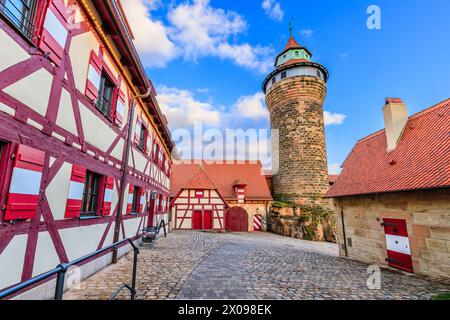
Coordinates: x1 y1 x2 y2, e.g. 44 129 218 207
333 188 450 279
265 76 331 208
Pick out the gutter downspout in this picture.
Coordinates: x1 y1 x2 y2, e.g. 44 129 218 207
340 205 348 257
112 86 152 263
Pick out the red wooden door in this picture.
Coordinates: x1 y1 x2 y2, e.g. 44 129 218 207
226 207 248 232
383 218 413 273
192 211 202 230
203 211 213 230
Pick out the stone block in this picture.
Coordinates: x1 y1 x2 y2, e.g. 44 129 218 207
425 238 448 253
413 212 440 226
439 212 450 227
434 253 450 266
430 226 450 241
411 224 430 238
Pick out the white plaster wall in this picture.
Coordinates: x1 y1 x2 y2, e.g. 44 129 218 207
122 218 141 239
32 232 61 277
131 148 147 172
0 101 16 116
69 32 99 93
79 102 117 152
110 138 124 161
56 88 78 135
46 162 71 221
59 223 109 261
0 234 27 289
0 28 30 72
4 68 52 116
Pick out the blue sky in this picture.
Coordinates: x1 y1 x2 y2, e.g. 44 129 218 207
122 0 450 173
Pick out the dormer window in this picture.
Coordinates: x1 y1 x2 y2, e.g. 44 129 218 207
272 77 276 85
295 51 299 56
281 71 287 79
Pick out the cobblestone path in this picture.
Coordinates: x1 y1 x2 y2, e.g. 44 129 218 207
64 231 450 300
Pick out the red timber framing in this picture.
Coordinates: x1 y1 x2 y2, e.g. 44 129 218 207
171 189 227 231
0 0 173 295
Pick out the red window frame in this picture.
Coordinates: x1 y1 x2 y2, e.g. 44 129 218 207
80 171 104 218
131 186 142 214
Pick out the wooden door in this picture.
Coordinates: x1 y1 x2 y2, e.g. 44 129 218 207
383 218 413 273
192 210 202 230
226 207 248 232
203 210 213 230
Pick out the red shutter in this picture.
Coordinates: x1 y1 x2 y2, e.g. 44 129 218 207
4 145 45 221
126 184 134 214
39 0 69 65
134 117 142 144
139 188 146 213
64 164 86 218
114 90 125 126
85 51 102 102
101 176 114 216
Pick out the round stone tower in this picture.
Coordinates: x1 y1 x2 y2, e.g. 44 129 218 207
263 34 330 207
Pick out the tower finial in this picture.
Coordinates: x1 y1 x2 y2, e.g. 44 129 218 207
289 17 293 37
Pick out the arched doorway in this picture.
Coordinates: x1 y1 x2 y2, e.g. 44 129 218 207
226 207 248 232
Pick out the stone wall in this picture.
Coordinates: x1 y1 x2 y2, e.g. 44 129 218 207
333 188 450 279
265 75 331 209
268 203 336 242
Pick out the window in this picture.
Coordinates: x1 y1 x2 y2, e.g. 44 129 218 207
272 77 276 85
0 0 37 40
316 70 322 78
96 72 116 119
281 71 287 79
195 190 204 198
81 171 101 216
295 51 299 56
131 186 141 213
138 123 148 151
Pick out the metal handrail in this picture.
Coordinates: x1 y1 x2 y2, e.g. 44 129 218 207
0 1 37 41
0 238 140 300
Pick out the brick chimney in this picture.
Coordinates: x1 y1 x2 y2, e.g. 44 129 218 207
383 98 408 151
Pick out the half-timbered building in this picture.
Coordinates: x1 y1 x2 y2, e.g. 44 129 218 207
0 0 173 299
170 161 272 232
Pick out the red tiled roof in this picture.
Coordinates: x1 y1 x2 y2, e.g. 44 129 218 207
326 98 450 197
183 166 216 190
284 36 300 50
328 175 339 184
171 161 273 200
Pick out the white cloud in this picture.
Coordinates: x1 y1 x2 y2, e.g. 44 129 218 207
324 111 346 125
300 29 314 38
340 52 350 61
232 92 268 120
123 0 273 73
157 87 221 128
328 163 342 175
168 0 273 73
261 0 284 22
121 0 176 68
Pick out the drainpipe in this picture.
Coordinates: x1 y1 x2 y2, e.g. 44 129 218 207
112 86 152 263
340 205 348 257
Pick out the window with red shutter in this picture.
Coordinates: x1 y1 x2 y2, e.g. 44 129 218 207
39 0 70 65
64 164 86 218
101 176 114 216
126 184 134 214
4 144 45 221
85 50 102 102
81 171 102 217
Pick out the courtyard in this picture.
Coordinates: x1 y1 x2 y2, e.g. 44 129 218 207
63 231 450 300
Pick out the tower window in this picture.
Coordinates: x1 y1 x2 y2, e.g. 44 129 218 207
272 77 276 85
316 70 321 78
281 71 287 79
295 51 299 56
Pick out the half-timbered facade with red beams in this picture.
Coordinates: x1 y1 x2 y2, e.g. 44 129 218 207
170 161 272 232
0 0 174 299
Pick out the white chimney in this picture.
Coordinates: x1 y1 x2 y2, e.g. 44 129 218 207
383 98 408 151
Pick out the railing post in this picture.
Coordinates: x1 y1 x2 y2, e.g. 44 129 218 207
54 263 68 300
130 246 138 300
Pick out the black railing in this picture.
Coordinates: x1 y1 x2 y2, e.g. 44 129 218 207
0 238 140 300
0 0 37 41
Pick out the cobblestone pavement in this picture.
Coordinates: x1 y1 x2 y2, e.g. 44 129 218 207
65 231 450 300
